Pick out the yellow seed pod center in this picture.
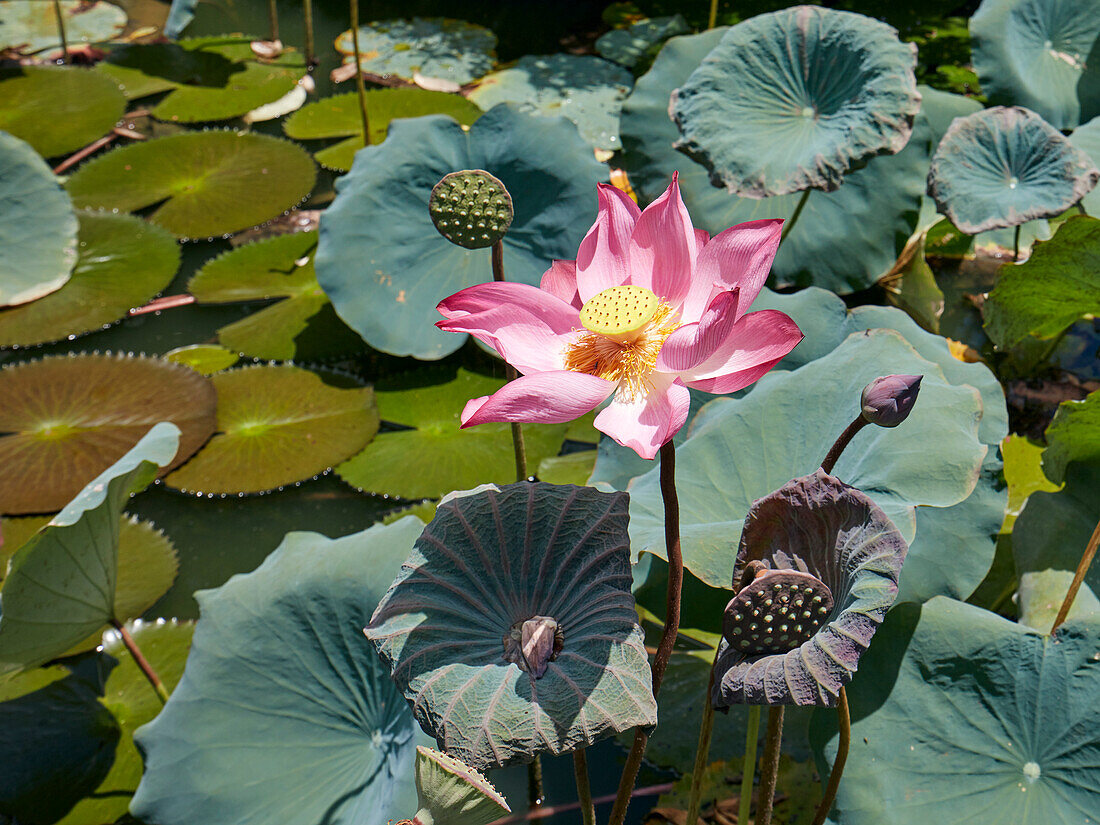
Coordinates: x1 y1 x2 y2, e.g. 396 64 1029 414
579 285 659 342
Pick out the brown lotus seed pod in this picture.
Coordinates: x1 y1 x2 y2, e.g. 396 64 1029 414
429 169 514 249
723 566 834 655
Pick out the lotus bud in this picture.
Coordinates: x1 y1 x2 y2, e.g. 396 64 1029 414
860 374 922 428
429 169 514 249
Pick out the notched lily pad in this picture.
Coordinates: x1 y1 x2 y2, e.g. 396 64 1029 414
335 17 496 85
0 0 126 53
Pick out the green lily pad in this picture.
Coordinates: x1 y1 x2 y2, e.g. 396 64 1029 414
0 210 180 348
335 17 496 85
1018 569 1100 631
0 0 126 53
1042 390 1100 484
412 748 510 825
467 54 634 151
971 0 1100 129
283 89 483 172
927 106 1099 233
670 7 920 197
131 521 428 825
65 130 317 240
315 104 607 359
335 368 568 500
0 423 180 678
536 450 596 486
164 344 239 375
164 364 379 495
596 15 690 69
366 483 657 769
0 130 77 307
0 66 126 159
98 41 236 100
1070 115 1100 214
0 354 216 515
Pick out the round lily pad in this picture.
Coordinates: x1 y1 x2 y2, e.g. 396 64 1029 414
0 130 77 307
927 106 1099 234
971 0 1100 130
65 130 317 240
334 17 496 85
163 364 379 495
1069 115 1100 215
467 54 634 151
0 66 126 159
670 7 920 197
0 0 126 53
0 354 216 514
0 210 180 348
164 344 239 375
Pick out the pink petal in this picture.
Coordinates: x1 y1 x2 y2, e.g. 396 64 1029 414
693 227 710 257
575 183 641 304
438 281 578 333
680 310 803 394
594 374 690 460
655 289 740 373
680 218 783 324
462 371 615 426
629 173 696 307
540 260 582 309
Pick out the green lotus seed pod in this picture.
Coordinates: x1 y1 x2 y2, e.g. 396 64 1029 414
429 169 514 249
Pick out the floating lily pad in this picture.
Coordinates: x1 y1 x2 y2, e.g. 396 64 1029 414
0 66 126 159
335 17 496 85
0 211 180 349
0 130 77 307
927 107 1099 233
367 483 657 769
98 41 235 100
971 0 1100 129
467 54 634 151
0 0 126 53
1042 390 1100 484
315 104 607 358
1070 115 1100 214
131 521 427 825
412 748 510 825
164 344 239 375
596 15 690 69
536 450 596 486
283 89 482 172
65 130 317 240
336 368 568 499
0 355 215 514
164 364 379 495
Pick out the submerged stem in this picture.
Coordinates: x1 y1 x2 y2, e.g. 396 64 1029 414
302 0 316 66
738 705 762 825
112 620 170 704
52 0 68 63
1051 515 1100 634
780 188 811 243
811 687 851 825
573 749 595 825
684 652 720 824
349 0 370 146
755 705 785 825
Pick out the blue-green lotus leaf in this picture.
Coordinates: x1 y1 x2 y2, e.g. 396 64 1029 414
163 0 196 39
811 597 1100 824
366 482 657 769
620 29 930 293
670 6 920 197
131 519 430 825
315 104 607 359
596 16 690 69
927 106 1099 234
467 54 633 151
714 471 908 707
971 0 1100 129
1070 115 1100 216
335 17 496 85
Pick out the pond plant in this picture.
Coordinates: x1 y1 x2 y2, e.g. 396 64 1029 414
1 1 1100 825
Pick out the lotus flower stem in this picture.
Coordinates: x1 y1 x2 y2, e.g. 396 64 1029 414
51 0 68 63
780 188 811 243
572 749 595 825
492 240 529 481
1051 515 1100 633
267 0 280 42
820 415 868 474
684 652 720 824
348 0 370 146
738 705 762 824
111 619 170 704
527 756 545 817
708 0 719 29
303 0 316 66
811 686 851 825
755 705 785 825
1013 224 1021 262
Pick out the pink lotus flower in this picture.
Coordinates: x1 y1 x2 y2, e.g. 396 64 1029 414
436 175 804 460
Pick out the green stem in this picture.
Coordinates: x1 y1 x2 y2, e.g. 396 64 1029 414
491 240 529 481
708 0 719 29
780 189 811 243
52 0 68 63
1013 224 1021 262
349 0 370 145
573 749 595 825
755 705 785 825
1051 515 1100 634
684 652 720 824
738 705 762 825
267 0 279 42
811 687 850 825
112 620 169 704
302 0 316 66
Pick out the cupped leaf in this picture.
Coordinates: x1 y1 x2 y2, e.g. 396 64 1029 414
0 423 180 678
467 54 634 151
971 0 1100 129
131 520 428 825
1042 390 1100 484
0 130 77 307
366 482 657 769
334 17 496 85
336 368 568 499
927 107 1099 233
164 364 379 495
596 15 690 69
0 66 126 159
315 104 607 359
1070 115 1100 214
164 344 239 375
0 0 125 52
0 354 215 514
65 130 317 239
0 210 180 348
412 747 510 825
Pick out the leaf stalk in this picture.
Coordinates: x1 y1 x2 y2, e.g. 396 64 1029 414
811 686 851 825
111 620 170 704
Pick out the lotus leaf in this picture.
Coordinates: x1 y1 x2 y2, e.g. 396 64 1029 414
0 0 125 52
0 211 180 348
467 54 634 151
1070 115 1100 214
0 130 77 307
927 107 1099 233
283 89 482 172
412 747 510 825
164 344 238 375
596 15 690 68
315 104 607 359
0 423 179 678
0 354 215 514
619 29 930 293
164 364 379 495
1042 390 1100 484
163 0 196 39
811 597 1100 824
65 130 317 239
1018 569 1100 631
970 0 1100 129
366 483 657 769
335 17 496 85
131 521 428 825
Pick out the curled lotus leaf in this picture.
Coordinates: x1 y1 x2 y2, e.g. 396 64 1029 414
411 747 510 825
366 482 657 769
670 6 920 197
927 106 1099 234
335 17 497 85
713 471 908 707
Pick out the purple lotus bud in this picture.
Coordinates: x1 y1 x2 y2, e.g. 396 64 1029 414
861 374 922 428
